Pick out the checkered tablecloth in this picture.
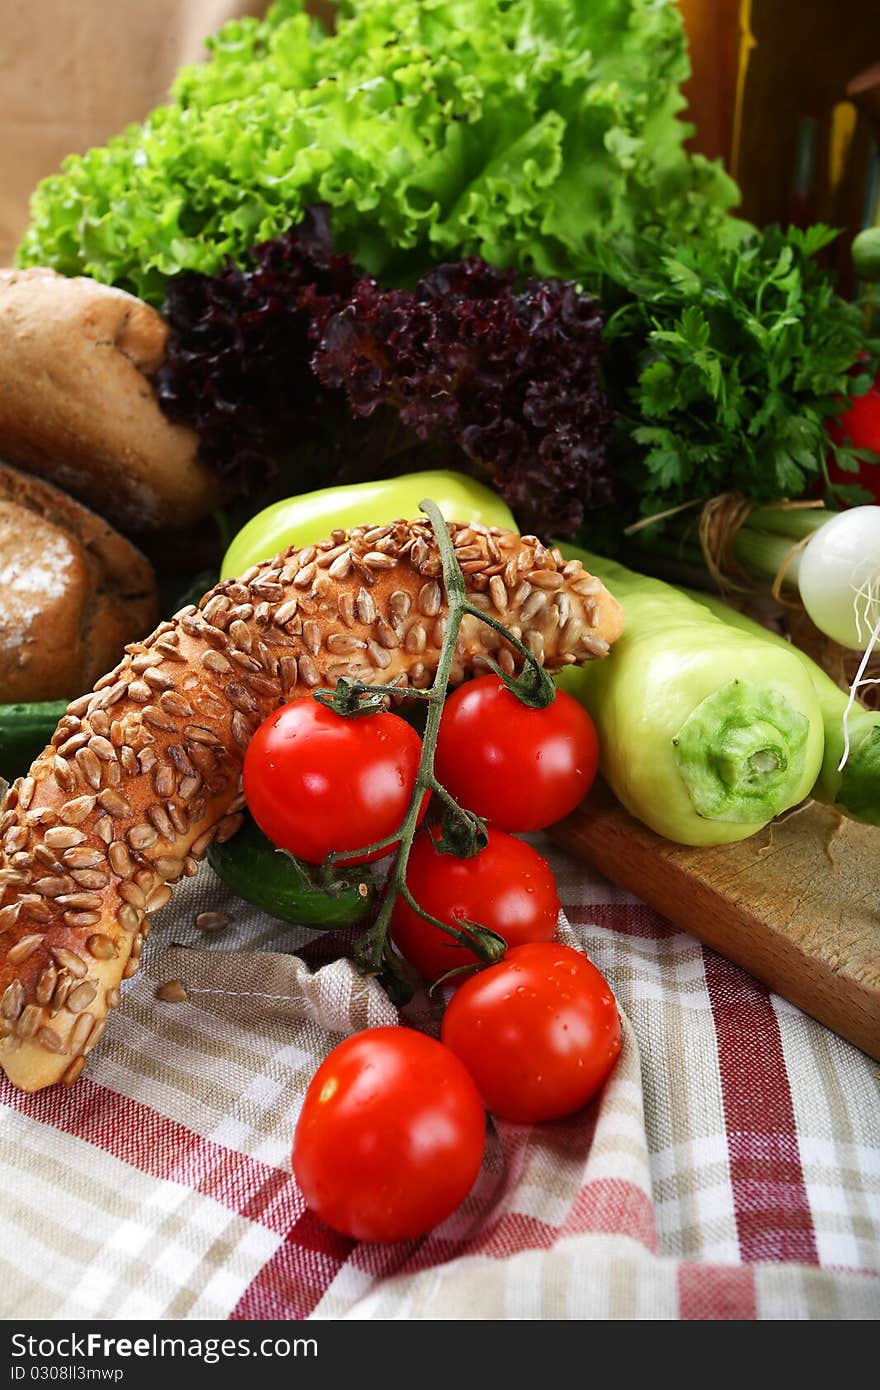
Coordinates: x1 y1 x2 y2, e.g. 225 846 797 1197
1 840 878 1321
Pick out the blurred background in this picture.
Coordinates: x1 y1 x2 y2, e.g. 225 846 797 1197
1 0 878 275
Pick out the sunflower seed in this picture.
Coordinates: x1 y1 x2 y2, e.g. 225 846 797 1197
64 910 102 928
98 790 132 819
167 803 188 836
147 805 175 841
145 884 172 914
277 656 298 694
142 706 176 733
45 826 85 850
0 903 21 931
87 934 117 960
74 747 103 790
88 735 117 763
63 1055 87 1084
57 732 89 759
16 776 35 812
215 812 244 844
190 828 216 858
106 987 120 1009
159 691 194 719
202 649 232 675
56 891 103 911
154 856 184 881
34 964 57 1006
51 947 87 979
325 550 351 580
120 746 138 776
118 904 140 933
118 882 145 909
178 775 202 801
404 623 427 654
389 590 412 621
184 726 221 746
195 911 230 932
37 1025 64 1052
157 979 188 1003
84 1017 108 1052
122 958 140 979
231 711 252 748
298 654 320 687
108 841 133 878
167 745 195 777
34 875 76 897
1 980 25 1019
53 756 75 792
67 981 98 1014
4 825 28 854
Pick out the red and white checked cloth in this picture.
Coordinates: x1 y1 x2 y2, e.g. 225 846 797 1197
1 839 878 1321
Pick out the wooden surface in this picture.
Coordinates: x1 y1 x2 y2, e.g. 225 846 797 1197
550 783 880 1060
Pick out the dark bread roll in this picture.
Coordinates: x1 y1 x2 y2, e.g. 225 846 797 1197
0 268 219 531
0 462 159 701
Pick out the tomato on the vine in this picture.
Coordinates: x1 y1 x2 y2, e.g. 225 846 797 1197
434 677 599 832
243 699 427 864
390 826 560 982
441 943 621 1123
292 1028 486 1242
827 372 880 504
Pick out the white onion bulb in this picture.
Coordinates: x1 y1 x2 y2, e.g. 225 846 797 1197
798 506 880 652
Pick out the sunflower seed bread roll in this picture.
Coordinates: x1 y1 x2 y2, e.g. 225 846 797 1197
0 518 623 1092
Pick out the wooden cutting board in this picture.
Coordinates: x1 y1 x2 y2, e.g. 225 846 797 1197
549 782 880 1060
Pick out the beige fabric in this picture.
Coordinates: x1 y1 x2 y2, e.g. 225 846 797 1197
0 0 270 264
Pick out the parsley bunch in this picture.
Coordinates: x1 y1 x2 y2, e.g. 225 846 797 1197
599 224 880 514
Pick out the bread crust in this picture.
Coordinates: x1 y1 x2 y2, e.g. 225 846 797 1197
0 462 159 701
0 268 219 531
0 518 623 1091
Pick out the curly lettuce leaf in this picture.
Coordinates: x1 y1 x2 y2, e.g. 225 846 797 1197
18 0 736 303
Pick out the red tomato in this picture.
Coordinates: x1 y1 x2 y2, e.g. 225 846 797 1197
827 375 880 503
243 699 426 864
441 943 622 1123
390 827 560 982
292 1027 486 1242
434 677 599 832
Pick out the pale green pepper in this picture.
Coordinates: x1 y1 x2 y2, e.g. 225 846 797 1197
555 548 825 847
688 590 880 827
221 470 517 579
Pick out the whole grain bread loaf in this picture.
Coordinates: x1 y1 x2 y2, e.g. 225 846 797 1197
0 267 218 531
0 462 159 701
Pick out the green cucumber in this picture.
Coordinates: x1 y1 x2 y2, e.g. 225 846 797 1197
0 700 68 780
207 814 376 930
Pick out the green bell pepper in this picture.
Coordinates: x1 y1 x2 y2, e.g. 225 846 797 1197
221 470 517 579
555 547 825 847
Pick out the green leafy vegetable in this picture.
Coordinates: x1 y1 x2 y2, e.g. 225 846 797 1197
600 225 879 513
17 0 737 303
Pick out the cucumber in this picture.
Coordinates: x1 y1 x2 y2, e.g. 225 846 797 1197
0 700 67 780
207 814 376 930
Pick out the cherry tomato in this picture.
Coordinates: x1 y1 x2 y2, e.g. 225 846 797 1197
292 1027 486 1242
434 677 599 832
827 373 880 503
390 826 559 982
243 699 426 864
441 943 622 1123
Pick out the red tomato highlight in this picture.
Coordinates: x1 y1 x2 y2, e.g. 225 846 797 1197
434 677 599 832
292 1027 486 1242
390 827 560 982
441 943 622 1123
243 698 427 864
